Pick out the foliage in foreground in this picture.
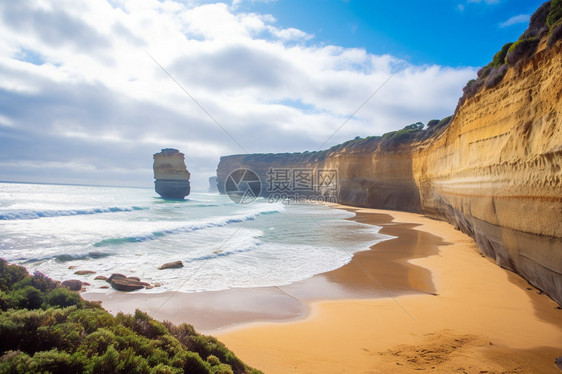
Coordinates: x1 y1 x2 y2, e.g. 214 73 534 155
0 259 261 374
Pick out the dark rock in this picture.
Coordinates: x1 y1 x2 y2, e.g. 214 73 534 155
107 273 126 283
555 356 562 370
158 260 184 270
109 277 145 292
99 285 109 289
128 276 141 281
94 275 108 281
155 180 191 199
74 270 96 275
61 280 82 291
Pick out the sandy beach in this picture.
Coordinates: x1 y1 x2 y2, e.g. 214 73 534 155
84 205 562 373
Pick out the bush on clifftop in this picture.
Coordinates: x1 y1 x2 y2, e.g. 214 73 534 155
456 1 562 111
547 0 562 27
0 259 261 374
547 22 562 46
505 37 540 66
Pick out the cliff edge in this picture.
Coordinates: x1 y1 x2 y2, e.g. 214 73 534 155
217 5 562 304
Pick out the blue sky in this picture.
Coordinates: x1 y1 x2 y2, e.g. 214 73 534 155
239 0 543 66
0 0 542 188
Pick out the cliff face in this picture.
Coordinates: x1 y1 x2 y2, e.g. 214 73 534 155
217 40 562 304
153 148 191 199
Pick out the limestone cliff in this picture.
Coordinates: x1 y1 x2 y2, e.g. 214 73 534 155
153 148 191 199
217 35 562 302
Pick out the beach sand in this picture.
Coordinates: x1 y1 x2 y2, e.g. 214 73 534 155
84 205 562 373
216 206 562 373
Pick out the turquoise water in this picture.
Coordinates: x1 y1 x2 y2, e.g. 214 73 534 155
0 182 390 293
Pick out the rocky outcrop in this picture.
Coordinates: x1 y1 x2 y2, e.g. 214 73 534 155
106 273 148 292
158 260 184 270
217 39 562 303
74 270 95 275
61 279 83 291
153 148 191 199
208 176 218 192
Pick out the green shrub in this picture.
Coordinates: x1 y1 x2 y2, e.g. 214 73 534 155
212 363 235 374
492 42 513 67
8 286 44 310
404 122 424 130
506 38 540 66
426 119 440 128
68 307 114 333
547 0 562 27
0 349 87 374
150 363 183 374
30 271 59 292
175 351 211 374
45 287 81 308
90 344 121 374
207 354 221 366
0 259 28 292
477 63 492 79
547 22 562 47
79 328 116 356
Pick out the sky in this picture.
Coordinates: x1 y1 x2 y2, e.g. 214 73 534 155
0 0 544 190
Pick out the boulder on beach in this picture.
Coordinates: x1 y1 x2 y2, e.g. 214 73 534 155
61 279 82 291
74 270 96 275
107 273 127 283
158 260 184 270
107 274 145 292
94 275 108 281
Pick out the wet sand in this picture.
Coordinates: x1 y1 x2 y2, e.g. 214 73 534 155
84 206 562 373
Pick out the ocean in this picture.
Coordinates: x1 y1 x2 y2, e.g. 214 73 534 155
0 182 390 293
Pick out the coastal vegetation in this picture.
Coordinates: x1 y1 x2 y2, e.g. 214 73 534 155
458 0 562 108
0 259 261 374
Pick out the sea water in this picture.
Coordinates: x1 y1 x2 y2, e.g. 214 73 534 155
0 182 390 293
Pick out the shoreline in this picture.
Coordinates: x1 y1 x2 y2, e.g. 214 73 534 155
215 206 562 373
83 204 562 372
83 204 442 333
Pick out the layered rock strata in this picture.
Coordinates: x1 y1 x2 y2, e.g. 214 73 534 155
153 148 191 199
217 40 562 304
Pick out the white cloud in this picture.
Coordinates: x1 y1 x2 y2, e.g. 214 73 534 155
499 14 530 28
0 0 475 189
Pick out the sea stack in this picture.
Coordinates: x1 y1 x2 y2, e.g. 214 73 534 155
153 148 191 199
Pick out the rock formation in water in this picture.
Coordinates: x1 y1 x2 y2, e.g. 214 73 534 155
208 176 219 193
217 5 562 304
153 148 191 199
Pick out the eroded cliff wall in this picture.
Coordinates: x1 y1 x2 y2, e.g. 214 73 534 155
217 41 562 303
